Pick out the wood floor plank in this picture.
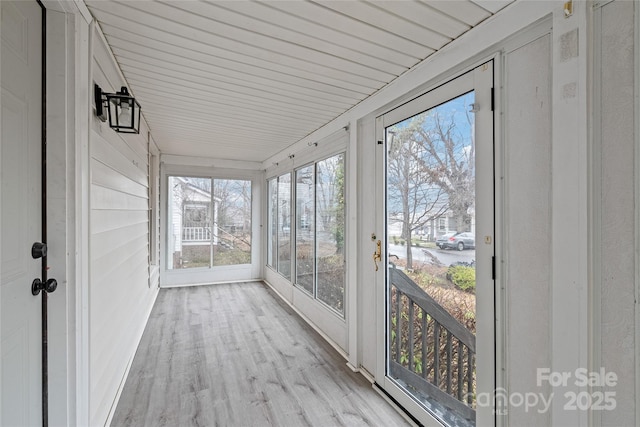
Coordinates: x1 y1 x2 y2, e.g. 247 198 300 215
111 282 410 426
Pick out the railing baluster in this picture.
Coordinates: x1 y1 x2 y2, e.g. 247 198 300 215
408 301 415 371
421 308 427 379
387 267 476 417
467 350 474 405
181 227 216 242
424 315 433 379
395 288 402 364
457 341 464 401
446 331 453 394
433 322 440 386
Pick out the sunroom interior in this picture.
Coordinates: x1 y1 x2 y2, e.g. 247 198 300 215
1 0 638 426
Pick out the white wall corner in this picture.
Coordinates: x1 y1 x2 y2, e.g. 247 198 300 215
346 119 359 370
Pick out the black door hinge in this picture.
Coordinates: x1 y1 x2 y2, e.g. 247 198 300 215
491 256 496 280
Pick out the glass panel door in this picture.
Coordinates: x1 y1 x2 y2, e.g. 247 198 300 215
376 63 494 427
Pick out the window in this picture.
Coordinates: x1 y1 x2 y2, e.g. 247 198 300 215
213 179 252 266
295 165 314 294
266 173 292 279
267 178 277 268
267 153 346 315
315 154 345 313
167 176 251 269
294 153 346 315
277 174 292 279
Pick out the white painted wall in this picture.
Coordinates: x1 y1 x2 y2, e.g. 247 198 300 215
595 1 637 425
88 26 158 426
503 29 552 426
46 7 77 426
356 115 378 376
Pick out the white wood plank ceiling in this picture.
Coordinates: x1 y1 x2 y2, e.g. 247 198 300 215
85 0 513 162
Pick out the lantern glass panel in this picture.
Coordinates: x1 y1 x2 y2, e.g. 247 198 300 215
106 93 141 134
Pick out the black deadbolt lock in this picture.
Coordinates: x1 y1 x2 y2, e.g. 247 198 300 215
32 242 47 259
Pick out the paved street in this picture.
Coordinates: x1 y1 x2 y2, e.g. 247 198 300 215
388 243 475 267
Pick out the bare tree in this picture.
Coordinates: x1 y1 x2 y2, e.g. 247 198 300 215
414 108 475 232
387 98 475 269
213 179 252 246
387 123 449 269
316 154 345 254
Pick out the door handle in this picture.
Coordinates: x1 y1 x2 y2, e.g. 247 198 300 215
32 278 57 295
373 240 382 271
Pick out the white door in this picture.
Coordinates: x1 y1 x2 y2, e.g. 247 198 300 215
374 63 495 426
1 1 43 425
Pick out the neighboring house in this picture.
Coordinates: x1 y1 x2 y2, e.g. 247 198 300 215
388 212 475 242
168 177 220 268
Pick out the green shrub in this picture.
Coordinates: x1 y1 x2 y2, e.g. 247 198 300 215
447 265 476 293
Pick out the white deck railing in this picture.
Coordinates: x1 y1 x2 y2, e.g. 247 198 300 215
182 227 211 242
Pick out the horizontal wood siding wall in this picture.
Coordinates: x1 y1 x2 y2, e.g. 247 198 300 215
89 28 159 426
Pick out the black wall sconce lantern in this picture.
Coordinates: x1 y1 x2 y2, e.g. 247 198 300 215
94 84 141 134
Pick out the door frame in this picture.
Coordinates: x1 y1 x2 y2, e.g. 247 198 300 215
373 61 497 426
36 1 93 425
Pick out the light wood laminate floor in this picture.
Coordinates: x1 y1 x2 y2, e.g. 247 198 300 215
111 281 411 427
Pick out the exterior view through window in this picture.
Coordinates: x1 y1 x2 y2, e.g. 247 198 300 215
266 173 292 280
267 178 277 268
168 176 251 269
295 165 315 294
267 153 346 315
386 92 477 426
314 154 346 313
277 173 292 279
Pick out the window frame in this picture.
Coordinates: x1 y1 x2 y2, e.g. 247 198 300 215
159 164 261 287
266 149 347 317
